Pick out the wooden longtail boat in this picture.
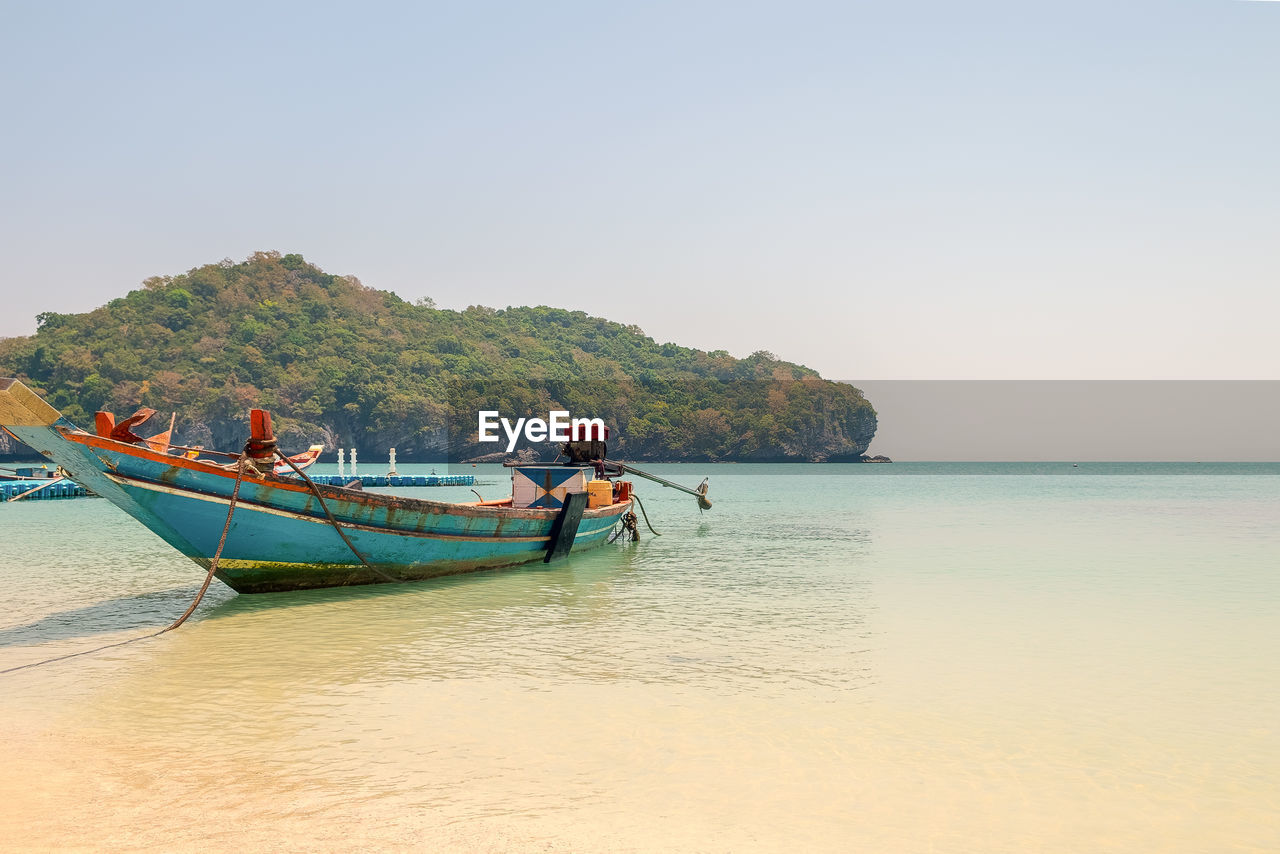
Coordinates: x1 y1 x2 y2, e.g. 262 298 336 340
0 378 635 593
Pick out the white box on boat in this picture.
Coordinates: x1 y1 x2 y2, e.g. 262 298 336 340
512 466 587 509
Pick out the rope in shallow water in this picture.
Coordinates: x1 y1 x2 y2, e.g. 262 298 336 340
607 494 662 544
631 493 662 537
0 449 251 676
159 449 251 632
608 510 638 544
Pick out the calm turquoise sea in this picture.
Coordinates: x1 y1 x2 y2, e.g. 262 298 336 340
1 463 1277 852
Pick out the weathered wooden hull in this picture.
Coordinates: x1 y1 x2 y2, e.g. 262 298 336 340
1 379 630 593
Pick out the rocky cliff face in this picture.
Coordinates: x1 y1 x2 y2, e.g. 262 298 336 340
772 405 878 463
0 430 26 460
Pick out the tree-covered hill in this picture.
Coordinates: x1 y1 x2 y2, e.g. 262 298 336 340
0 252 876 462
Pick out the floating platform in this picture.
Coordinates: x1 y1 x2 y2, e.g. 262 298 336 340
1 479 95 501
297 474 475 488
0 473 475 501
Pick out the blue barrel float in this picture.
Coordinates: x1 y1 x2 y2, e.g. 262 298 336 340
296 474 474 487
1 473 475 501
0 478 94 501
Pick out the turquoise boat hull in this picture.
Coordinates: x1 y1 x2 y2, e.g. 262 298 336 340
1 379 631 593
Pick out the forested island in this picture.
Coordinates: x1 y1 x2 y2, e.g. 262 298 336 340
0 252 877 462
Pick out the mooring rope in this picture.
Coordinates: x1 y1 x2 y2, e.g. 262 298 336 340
608 510 638 544
159 448 251 632
272 449 404 584
1 449 251 676
631 493 662 537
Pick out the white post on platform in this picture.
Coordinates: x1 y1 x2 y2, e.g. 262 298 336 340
338 449 345 478
388 448 398 477
351 448 358 477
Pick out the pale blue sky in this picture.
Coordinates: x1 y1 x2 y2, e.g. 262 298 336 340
2 1 1277 378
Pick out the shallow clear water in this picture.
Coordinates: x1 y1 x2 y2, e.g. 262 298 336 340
1 463 1277 852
